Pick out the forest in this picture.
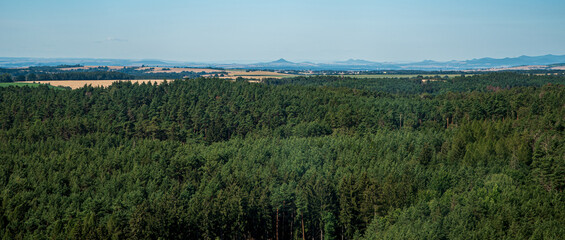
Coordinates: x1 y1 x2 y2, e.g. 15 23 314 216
0 73 564 239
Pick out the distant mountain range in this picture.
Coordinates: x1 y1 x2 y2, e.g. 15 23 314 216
0 58 176 68
2 54 565 71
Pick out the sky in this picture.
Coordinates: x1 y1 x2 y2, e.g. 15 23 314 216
1 0 565 63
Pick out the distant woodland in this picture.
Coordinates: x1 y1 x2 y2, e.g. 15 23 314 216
0 66 205 81
0 73 563 239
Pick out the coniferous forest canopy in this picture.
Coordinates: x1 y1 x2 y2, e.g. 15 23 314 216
0 72 564 239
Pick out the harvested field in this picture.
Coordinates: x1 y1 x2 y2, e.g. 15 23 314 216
33 79 166 89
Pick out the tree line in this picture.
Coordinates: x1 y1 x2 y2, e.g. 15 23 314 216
0 66 207 81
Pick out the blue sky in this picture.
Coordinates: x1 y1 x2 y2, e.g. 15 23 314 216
1 0 564 62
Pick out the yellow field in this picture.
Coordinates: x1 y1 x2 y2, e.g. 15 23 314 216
33 79 166 89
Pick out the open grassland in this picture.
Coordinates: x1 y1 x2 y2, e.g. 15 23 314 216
33 79 166 89
0 82 43 87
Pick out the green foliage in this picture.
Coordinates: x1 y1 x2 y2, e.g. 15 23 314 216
266 72 565 95
0 73 14 82
0 74 564 239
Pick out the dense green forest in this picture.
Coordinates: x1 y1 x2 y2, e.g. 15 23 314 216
0 73 563 239
265 72 565 95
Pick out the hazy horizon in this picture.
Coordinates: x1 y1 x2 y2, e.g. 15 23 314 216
2 0 565 63
4 54 565 65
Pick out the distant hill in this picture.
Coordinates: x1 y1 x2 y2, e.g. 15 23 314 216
464 54 565 67
2 54 565 70
271 58 293 64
